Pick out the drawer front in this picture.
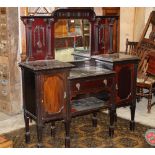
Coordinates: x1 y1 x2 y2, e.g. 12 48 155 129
70 78 110 98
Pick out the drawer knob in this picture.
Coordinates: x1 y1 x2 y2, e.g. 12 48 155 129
76 83 80 91
103 79 107 86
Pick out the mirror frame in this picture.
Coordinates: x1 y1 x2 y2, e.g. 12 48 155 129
51 8 96 59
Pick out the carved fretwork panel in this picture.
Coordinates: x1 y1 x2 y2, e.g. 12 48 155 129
52 8 96 21
94 16 119 54
21 17 55 61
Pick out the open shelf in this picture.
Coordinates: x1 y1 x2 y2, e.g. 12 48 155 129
71 97 109 115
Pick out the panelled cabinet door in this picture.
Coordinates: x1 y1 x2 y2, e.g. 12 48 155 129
43 73 67 114
114 64 134 104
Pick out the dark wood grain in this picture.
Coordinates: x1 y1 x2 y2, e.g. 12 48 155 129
43 73 66 113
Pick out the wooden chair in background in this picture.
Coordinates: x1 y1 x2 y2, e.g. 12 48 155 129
135 47 155 113
125 38 138 55
126 39 155 113
136 47 155 113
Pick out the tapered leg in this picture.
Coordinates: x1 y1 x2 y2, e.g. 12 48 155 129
92 112 97 127
51 121 56 137
130 104 136 131
136 87 141 102
64 120 70 148
36 125 43 148
139 88 143 101
24 113 30 143
109 108 115 137
114 109 117 123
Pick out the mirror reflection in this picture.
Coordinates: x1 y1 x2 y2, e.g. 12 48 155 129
54 19 90 62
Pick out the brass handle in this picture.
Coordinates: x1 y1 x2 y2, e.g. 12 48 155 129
103 79 107 86
76 83 80 91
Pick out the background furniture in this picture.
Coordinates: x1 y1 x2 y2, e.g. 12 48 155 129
125 38 138 55
136 50 155 113
125 11 155 113
136 47 155 113
102 7 120 16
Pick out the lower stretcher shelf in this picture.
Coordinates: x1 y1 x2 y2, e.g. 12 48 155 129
71 97 109 113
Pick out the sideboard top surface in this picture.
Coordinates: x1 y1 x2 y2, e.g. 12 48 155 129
91 53 140 63
19 60 74 71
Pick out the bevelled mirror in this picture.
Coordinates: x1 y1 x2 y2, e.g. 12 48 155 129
54 18 90 61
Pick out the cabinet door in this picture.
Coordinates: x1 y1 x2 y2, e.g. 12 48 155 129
43 72 67 114
114 64 134 104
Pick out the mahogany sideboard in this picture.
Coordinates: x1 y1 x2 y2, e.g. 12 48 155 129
19 59 116 147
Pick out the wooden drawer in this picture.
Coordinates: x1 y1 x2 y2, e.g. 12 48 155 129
70 78 109 97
